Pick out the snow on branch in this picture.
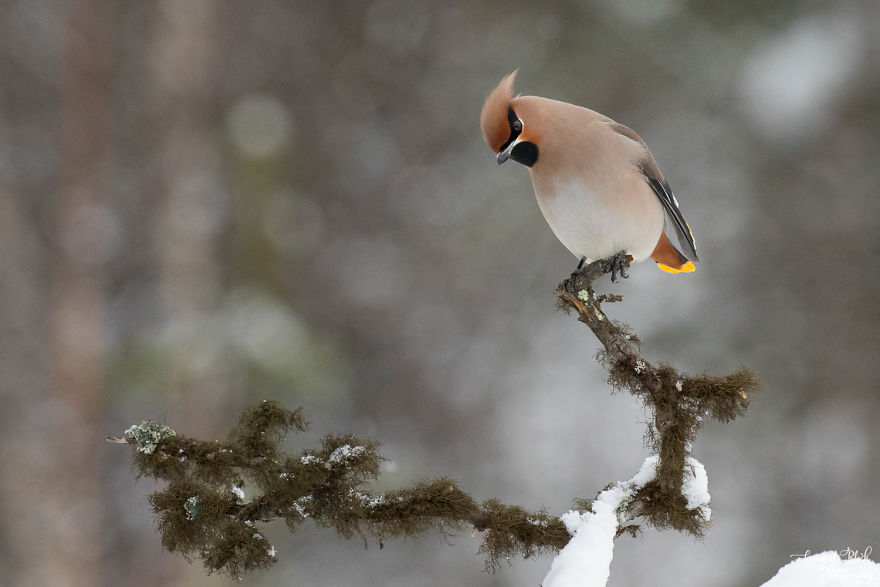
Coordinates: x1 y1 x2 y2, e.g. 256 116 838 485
543 455 711 587
110 256 761 581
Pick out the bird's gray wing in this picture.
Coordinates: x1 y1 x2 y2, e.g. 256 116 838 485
646 177 699 263
608 122 699 263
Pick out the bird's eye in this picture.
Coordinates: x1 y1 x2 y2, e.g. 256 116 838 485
512 120 523 132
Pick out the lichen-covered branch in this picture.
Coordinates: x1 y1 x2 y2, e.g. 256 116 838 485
111 257 761 577
556 258 761 533
113 401 570 576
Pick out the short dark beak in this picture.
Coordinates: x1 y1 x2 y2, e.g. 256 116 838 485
497 142 515 165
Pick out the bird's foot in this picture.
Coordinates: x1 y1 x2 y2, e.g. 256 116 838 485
601 251 630 283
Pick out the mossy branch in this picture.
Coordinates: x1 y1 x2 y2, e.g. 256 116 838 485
111 401 569 576
556 258 761 533
110 257 761 577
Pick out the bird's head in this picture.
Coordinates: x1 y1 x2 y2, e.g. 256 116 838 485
479 70 539 168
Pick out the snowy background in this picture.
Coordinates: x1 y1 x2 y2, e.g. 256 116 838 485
1 1 878 585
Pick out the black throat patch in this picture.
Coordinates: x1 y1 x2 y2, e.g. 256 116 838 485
511 141 539 167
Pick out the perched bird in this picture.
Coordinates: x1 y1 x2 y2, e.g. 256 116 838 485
480 71 698 279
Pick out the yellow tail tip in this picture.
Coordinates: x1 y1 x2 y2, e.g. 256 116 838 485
657 261 696 274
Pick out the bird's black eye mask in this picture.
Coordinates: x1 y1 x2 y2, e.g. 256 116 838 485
499 107 522 153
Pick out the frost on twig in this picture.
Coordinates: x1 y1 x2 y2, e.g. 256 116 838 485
111 256 760 579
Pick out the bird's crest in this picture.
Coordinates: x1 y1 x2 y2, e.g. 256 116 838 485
480 70 518 153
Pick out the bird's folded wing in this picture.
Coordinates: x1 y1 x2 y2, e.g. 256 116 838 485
647 177 699 263
606 121 699 263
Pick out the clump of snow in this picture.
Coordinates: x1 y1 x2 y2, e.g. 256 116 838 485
543 455 712 587
349 488 385 509
630 455 659 486
363 494 386 508
325 444 366 469
760 550 880 587
628 456 710 517
543 456 658 587
543 506 618 587
267 545 277 558
292 495 313 519
681 457 710 519
300 454 320 465
231 485 245 501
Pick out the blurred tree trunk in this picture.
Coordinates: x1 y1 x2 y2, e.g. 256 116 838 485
46 0 113 584
149 1 228 428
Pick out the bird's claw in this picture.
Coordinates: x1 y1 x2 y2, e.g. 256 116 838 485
602 252 630 283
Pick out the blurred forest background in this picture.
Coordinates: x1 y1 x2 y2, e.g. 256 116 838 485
1 0 878 585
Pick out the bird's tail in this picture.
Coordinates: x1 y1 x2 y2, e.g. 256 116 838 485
657 261 696 274
651 232 696 274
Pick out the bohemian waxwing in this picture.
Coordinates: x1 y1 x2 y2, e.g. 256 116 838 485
480 70 698 277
